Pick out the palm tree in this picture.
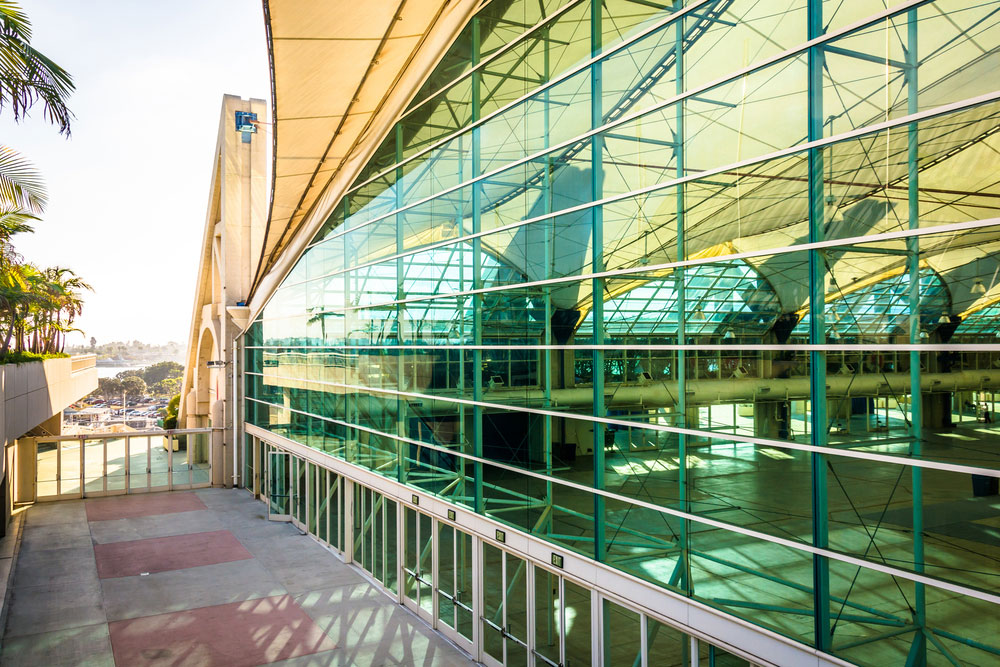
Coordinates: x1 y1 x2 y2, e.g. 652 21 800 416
0 2 79 361
39 266 90 353
0 260 29 355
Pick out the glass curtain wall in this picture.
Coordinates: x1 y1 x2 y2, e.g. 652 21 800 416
244 0 1000 663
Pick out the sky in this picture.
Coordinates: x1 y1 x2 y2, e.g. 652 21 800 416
0 0 271 346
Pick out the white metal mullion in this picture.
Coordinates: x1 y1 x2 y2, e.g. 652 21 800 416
338 474 344 553
558 576 566 667
473 534 482 662
501 550 508 666
640 613 648 667
31 439 37 501
246 388 1000 479
526 563 536 667
380 489 387 582
415 506 423 609
102 440 107 493
396 495 404 603
326 469 332 547
54 441 61 496
431 515 439 629
288 452 293 519
369 487 375 574
329 472 336 551
124 436 130 494
344 477 353 564
77 437 84 498
452 528 460 630
325 469 332 547
591 590 601 667
253 436 259 496
314 465 320 537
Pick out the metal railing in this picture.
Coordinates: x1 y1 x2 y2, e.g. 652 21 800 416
31 427 218 501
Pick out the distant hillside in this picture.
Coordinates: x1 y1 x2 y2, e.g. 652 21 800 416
66 340 186 365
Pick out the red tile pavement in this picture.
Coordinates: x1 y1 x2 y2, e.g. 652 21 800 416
94 530 253 579
109 594 336 666
86 492 207 522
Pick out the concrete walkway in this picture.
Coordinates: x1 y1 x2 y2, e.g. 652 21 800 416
1 489 476 667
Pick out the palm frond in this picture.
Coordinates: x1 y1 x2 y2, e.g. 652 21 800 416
0 146 44 212
0 2 30 39
0 0 73 135
0 206 35 236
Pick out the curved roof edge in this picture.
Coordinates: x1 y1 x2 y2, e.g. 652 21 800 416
249 0 484 319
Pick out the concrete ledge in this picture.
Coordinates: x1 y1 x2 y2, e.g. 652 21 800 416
0 509 25 645
2 356 97 442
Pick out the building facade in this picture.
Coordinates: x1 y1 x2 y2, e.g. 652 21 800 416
237 1 1000 665
179 94 267 487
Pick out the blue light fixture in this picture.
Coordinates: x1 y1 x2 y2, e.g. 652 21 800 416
235 111 258 143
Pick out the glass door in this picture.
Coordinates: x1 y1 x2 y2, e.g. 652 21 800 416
267 451 290 521
128 435 151 492
482 543 528 667
437 522 474 652
403 505 435 621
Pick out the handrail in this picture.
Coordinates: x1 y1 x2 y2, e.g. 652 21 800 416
35 427 220 442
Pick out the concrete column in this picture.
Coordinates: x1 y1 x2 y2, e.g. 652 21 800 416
13 439 34 504
921 392 953 429
560 349 575 388
753 402 781 439
210 399 230 487
828 398 851 433
184 389 204 430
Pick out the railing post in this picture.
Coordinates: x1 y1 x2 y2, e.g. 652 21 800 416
31 439 37 502
124 436 130 494
168 433 174 491
78 436 84 499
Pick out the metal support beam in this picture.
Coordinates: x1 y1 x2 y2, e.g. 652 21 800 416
807 0 831 652
674 0 691 596
591 0 606 563
395 123 407 486
542 21 555 542
471 17 485 514
905 9 927 666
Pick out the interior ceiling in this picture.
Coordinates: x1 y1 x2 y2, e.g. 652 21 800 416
255 0 485 296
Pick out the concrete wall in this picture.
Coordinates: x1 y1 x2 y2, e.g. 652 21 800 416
1 356 97 443
1 355 97 532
